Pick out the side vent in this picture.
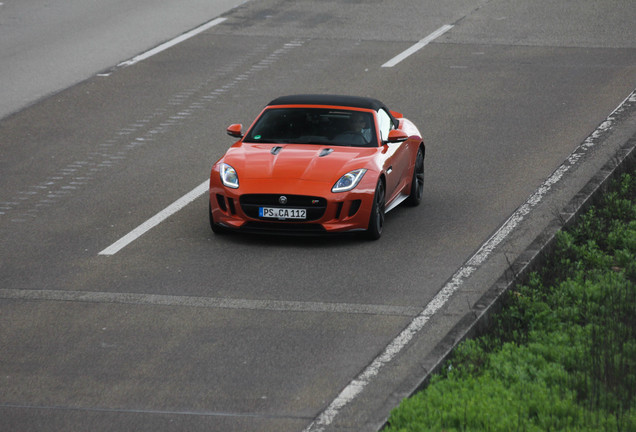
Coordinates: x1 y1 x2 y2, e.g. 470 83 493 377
227 198 236 215
335 202 344 219
216 194 228 212
348 200 362 217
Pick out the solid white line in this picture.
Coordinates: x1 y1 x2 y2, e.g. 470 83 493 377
117 17 227 68
382 25 453 68
303 89 636 431
99 180 209 256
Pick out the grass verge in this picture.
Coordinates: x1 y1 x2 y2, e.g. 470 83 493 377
385 170 636 431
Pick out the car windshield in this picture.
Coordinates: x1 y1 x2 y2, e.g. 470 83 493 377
243 108 377 147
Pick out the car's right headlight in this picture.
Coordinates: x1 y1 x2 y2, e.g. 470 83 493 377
332 169 366 193
220 163 239 189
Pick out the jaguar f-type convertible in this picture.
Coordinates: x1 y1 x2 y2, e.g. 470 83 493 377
209 94 425 239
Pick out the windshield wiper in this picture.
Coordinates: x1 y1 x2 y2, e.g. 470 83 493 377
244 138 285 144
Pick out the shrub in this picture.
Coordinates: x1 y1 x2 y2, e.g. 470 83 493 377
385 172 636 431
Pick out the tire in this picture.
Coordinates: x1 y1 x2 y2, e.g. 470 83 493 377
366 179 385 240
209 203 226 234
405 146 424 206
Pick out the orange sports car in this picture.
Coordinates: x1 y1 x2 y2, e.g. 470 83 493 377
209 94 425 239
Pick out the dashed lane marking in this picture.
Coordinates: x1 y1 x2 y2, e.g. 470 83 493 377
117 17 227 68
381 25 453 68
98 180 209 255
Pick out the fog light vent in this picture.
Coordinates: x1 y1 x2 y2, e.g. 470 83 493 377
216 194 227 212
348 200 362 217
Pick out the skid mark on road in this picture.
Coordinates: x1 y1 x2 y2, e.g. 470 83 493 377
0 38 305 223
0 289 421 317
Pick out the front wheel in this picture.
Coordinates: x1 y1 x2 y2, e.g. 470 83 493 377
405 146 424 206
366 179 385 240
209 203 226 234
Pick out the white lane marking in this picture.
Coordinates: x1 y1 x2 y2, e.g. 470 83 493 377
99 180 209 255
304 88 636 431
117 17 227 68
381 25 453 68
0 289 421 317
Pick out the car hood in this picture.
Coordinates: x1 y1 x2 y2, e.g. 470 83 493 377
222 143 378 182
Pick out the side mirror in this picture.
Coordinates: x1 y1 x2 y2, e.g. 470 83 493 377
386 129 408 143
226 124 243 138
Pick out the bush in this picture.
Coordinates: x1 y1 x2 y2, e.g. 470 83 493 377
385 173 636 431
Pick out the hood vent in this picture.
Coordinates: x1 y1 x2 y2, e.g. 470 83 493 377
319 148 334 157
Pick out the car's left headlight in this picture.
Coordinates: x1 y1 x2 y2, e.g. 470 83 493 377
332 169 366 193
220 163 239 189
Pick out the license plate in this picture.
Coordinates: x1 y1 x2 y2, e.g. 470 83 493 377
259 207 306 220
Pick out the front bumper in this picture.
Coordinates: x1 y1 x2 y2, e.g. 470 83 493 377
209 177 376 234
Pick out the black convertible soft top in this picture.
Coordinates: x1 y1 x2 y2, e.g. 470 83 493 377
268 94 388 111
267 94 399 127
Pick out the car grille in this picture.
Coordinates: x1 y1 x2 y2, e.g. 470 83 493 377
239 194 327 221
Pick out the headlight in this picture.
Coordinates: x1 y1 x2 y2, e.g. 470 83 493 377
332 169 366 193
220 163 239 189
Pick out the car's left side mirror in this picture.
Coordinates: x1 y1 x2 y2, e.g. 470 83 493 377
226 124 243 138
386 129 408 143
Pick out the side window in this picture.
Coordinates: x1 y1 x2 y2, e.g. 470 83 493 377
377 109 393 142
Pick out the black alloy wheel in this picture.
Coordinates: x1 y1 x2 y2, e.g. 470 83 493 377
406 146 424 206
209 202 226 234
366 179 385 240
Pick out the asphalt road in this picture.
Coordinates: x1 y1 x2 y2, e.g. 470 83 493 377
1 1 635 431
0 0 242 119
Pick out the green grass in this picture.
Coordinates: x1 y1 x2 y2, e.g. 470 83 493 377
385 171 636 432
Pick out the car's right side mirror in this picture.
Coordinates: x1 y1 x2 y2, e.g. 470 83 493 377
226 124 243 138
